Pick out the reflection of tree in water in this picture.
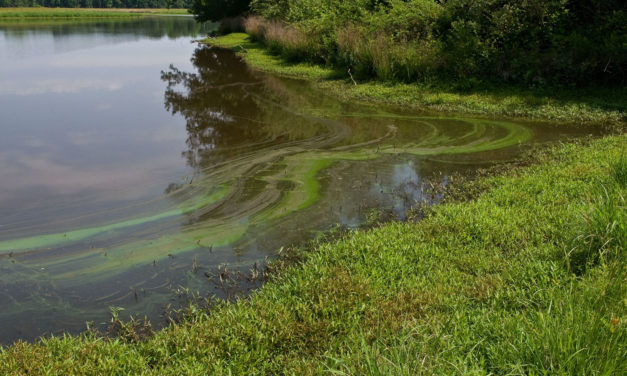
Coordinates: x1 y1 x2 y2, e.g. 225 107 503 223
161 45 270 170
161 45 329 173
3 17 212 40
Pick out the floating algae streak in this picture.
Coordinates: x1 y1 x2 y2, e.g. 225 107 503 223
0 20 599 343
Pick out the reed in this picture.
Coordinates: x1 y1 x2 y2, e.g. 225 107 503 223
244 15 313 62
336 23 440 82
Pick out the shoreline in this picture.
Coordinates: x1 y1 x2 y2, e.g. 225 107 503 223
2 133 624 374
204 33 625 130
0 27 625 375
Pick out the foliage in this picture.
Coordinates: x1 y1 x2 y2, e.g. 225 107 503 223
243 0 626 88
189 0 249 22
0 131 625 374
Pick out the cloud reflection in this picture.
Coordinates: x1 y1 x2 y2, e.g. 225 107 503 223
0 150 185 207
0 79 123 96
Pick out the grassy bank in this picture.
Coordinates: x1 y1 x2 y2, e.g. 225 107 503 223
1 132 625 374
205 33 625 129
0 7 189 19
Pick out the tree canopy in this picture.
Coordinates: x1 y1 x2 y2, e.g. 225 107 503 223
189 0 250 22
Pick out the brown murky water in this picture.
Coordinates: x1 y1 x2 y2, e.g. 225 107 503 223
0 17 600 343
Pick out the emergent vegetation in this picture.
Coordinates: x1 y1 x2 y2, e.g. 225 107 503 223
1 134 625 374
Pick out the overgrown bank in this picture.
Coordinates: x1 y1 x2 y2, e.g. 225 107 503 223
1 132 625 374
206 33 626 128
194 1 625 88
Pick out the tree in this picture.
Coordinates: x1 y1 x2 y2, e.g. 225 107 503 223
190 0 250 23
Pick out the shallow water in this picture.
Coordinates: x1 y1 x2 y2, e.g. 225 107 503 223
0 17 600 343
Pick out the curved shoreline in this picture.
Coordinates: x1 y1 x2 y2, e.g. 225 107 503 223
204 33 626 129
1 131 624 374
0 26 624 374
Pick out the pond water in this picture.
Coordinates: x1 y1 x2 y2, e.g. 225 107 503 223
0 16 599 343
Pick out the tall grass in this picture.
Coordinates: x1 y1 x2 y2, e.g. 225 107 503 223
611 154 627 187
336 24 439 82
245 16 314 62
567 154 627 275
488 265 626 376
245 16 441 81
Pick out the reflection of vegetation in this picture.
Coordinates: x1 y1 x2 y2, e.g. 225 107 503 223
162 45 267 169
0 15 213 39
0 4 190 11
163 44 535 174
161 45 329 170
0 8 142 18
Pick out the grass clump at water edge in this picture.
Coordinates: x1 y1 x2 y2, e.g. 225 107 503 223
0 132 625 374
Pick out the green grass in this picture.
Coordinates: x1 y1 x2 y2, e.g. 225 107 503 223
205 33 626 129
0 7 189 19
611 154 627 188
1 133 625 375
207 33 335 80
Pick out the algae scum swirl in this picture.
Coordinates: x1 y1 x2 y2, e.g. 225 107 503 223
0 19 597 343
